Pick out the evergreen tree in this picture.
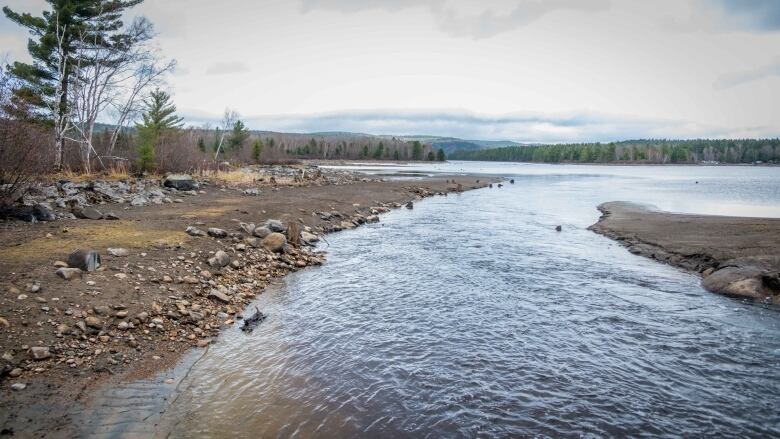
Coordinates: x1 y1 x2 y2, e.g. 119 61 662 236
3 0 144 169
411 141 423 160
427 151 435 161
372 141 384 159
436 148 446 161
137 89 183 134
252 139 264 162
227 120 249 150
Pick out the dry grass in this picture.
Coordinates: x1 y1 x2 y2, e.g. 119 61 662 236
0 221 188 263
56 163 139 182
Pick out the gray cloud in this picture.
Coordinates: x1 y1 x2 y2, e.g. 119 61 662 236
205 61 251 75
300 0 609 39
712 0 780 31
714 56 780 89
178 109 762 143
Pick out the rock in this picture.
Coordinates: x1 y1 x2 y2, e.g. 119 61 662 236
72 206 103 220
107 247 130 257
262 233 287 253
9 368 22 377
207 250 231 268
366 215 379 223
186 226 207 237
245 237 260 248
67 249 101 271
252 226 272 238
163 174 198 191
183 276 199 284
114 273 127 280
207 227 228 238
56 267 82 280
75 321 87 333
235 243 246 251
239 222 256 235
208 290 231 303
264 219 287 233
0 317 9 328
136 312 149 322
405 201 414 209
53 260 68 268
85 316 103 329
117 321 129 330
93 305 111 315
32 203 56 222
56 323 71 334
30 346 51 360
555 225 562 232
701 266 777 299
102 212 120 220
301 231 319 244
243 188 261 196
11 383 26 391
130 195 149 206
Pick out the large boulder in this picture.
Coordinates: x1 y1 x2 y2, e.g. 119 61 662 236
262 232 287 253
701 266 778 299
67 249 101 272
163 174 198 191
72 206 103 220
32 203 57 222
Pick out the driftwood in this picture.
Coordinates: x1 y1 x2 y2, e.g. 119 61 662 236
241 307 267 333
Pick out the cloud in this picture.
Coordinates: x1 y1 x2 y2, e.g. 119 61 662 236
177 109 767 143
714 56 780 89
205 61 251 75
710 0 780 31
300 0 610 39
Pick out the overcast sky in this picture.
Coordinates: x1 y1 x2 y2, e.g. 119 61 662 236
2 0 780 142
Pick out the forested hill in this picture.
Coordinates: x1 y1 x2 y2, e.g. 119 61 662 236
448 139 780 164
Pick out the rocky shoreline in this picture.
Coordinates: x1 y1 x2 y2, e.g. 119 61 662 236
589 201 780 303
0 164 492 437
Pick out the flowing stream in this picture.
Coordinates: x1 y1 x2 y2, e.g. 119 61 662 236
79 163 780 438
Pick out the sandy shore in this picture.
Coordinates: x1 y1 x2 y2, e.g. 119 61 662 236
0 169 492 437
590 201 780 303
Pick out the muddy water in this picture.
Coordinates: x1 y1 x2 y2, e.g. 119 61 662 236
78 164 780 438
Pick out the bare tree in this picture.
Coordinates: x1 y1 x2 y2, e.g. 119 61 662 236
214 108 239 161
66 14 174 172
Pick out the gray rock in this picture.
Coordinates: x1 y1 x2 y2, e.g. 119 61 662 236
130 195 149 206
243 188 261 196
207 250 231 268
252 226 272 238
208 290 231 303
102 212 120 220
264 219 287 233
186 226 207 237
239 222 256 235
405 201 414 209
72 206 103 220
207 227 228 238
67 249 101 271
163 174 198 191
701 266 777 298
32 203 56 221
301 231 319 244
107 247 130 257
11 383 26 391
31 346 51 360
262 232 287 253
56 267 83 280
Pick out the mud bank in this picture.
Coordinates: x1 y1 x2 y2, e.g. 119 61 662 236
589 201 780 303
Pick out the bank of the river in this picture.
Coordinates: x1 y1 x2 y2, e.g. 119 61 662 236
0 167 492 438
590 201 780 303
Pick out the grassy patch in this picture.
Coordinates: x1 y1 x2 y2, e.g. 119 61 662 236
0 221 188 263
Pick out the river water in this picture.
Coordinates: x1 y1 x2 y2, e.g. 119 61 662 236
81 163 780 438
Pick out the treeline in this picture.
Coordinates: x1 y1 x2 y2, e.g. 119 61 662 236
449 139 780 164
0 0 444 180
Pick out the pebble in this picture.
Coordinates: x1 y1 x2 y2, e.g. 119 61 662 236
11 383 26 391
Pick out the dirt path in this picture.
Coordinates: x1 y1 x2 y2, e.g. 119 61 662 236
0 174 492 438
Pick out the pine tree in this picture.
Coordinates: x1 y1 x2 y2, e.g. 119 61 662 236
436 148 446 161
227 120 249 150
411 141 423 160
252 139 264 162
3 0 144 169
137 89 183 134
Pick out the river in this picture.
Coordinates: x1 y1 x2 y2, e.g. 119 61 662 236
80 162 780 438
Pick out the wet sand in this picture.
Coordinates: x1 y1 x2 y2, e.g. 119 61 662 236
590 201 780 302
